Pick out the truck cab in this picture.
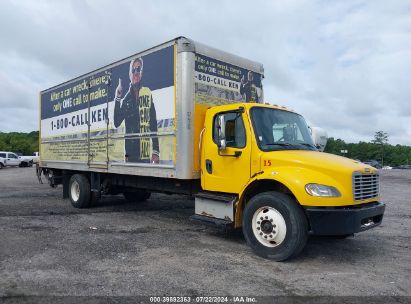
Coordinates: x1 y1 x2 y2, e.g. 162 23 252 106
197 103 385 261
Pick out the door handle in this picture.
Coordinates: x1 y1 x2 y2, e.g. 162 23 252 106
205 159 212 174
217 150 242 157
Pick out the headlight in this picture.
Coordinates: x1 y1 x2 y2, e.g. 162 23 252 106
305 183 341 197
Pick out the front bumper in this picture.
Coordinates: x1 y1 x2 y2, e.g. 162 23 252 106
305 202 385 235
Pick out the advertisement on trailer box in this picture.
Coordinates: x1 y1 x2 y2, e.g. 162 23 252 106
40 45 175 165
194 53 263 106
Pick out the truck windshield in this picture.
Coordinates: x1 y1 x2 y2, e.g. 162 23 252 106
250 107 316 151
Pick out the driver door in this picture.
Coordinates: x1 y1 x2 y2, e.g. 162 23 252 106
202 110 251 194
7 153 20 166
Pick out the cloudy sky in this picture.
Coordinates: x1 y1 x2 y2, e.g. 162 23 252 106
1 0 410 145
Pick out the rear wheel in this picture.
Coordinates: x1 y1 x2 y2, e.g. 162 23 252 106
242 191 308 261
123 190 151 203
69 174 91 208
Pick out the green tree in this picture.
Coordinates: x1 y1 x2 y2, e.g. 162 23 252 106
371 131 389 166
323 132 411 167
372 131 389 145
0 131 39 155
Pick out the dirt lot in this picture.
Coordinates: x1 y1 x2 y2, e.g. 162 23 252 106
0 167 410 298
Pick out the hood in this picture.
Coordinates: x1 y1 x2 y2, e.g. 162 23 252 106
262 150 377 176
260 150 379 205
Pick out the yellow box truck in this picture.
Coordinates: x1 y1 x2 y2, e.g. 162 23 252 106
38 37 385 261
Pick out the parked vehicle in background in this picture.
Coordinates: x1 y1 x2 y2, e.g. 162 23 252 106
0 151 33 168
21 152 39 164
395 164 411 169
363 160 382 169
0 156 5 169
33 152 39 163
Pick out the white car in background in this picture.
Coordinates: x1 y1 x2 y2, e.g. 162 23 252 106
0 151 33 168
21 152 40 164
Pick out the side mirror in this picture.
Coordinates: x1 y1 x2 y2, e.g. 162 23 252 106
217 114 226 151
311 127 328 152
219 139 226 150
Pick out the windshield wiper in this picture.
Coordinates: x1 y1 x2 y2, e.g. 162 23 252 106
264 142 316 150
265 142 292 146
264 142 301 149
295 143 317 150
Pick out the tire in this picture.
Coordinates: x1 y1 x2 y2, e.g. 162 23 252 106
123 190 151 203
0 163 4 169
69 174 91 208
29 161 33 167
242 191 308 261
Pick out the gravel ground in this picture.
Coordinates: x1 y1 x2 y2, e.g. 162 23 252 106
0 167 410 298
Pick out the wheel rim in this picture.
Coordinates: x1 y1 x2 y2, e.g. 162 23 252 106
252 206 287 247
71 180 80 202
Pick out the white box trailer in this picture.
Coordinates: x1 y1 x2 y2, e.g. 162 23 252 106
39 37 264 180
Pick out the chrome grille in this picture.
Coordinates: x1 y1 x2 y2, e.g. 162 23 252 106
353 172 380 201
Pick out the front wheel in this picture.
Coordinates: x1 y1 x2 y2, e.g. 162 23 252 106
242 192 308 261
69 174 91 208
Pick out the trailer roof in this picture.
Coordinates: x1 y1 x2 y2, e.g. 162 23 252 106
188 38 264 75
41 36 264 94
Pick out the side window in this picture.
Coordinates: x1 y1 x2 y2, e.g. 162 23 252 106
213 112 246 148
0 153 6 158
9 154 17 159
